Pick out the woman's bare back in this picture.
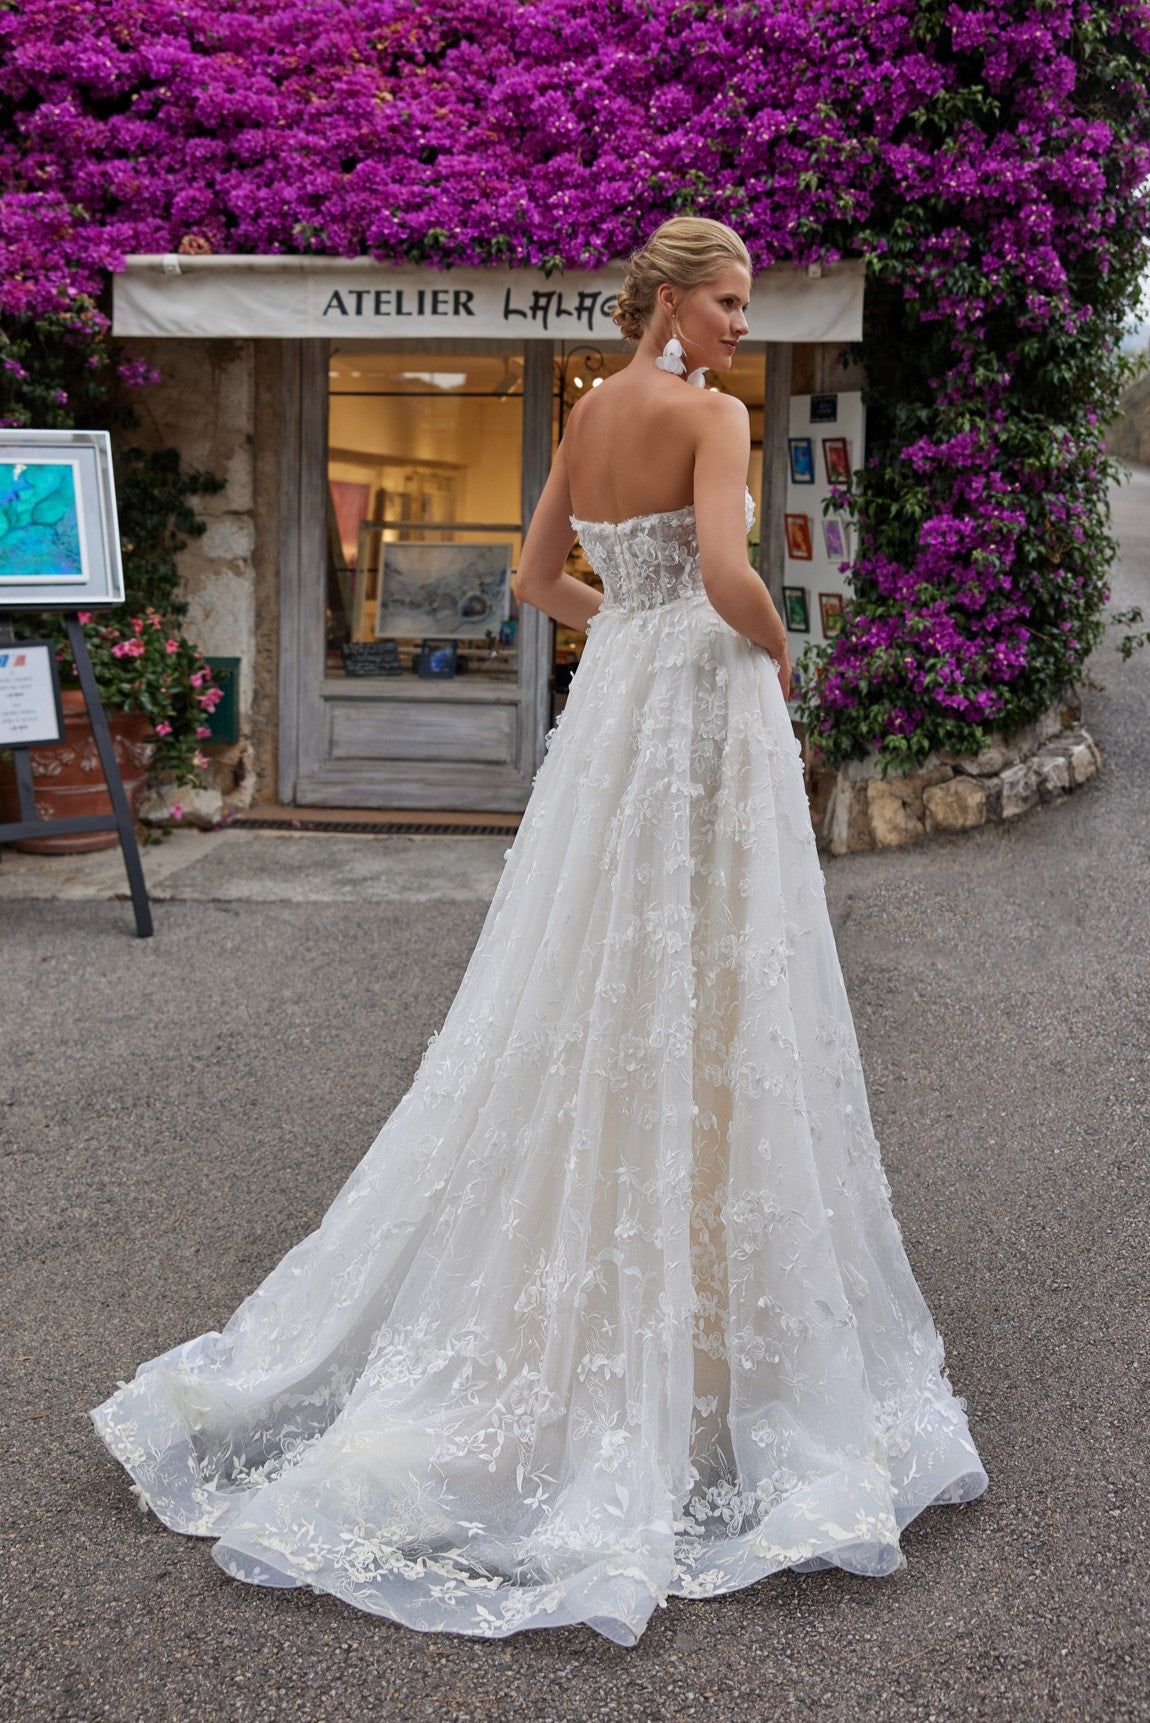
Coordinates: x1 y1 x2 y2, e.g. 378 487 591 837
562 367 719 524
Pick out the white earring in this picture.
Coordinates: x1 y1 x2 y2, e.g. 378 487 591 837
686 366 707 388
655 335 686 375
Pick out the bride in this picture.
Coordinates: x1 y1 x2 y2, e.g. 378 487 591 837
91 216 988 1647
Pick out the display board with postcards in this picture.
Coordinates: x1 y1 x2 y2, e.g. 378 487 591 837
780 391 865 693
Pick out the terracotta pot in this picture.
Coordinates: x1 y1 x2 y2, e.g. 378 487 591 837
0 688 156 854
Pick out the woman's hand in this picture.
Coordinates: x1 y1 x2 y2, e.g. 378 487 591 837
772 646 793 703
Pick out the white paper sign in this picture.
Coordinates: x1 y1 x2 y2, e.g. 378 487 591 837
0 642 63 746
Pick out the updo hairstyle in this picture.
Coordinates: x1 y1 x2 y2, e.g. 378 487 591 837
612 217 752 343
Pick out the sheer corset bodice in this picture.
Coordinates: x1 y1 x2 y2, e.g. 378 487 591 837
570 488 756 615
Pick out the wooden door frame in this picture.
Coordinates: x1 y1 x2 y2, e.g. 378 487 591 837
277 338 555 808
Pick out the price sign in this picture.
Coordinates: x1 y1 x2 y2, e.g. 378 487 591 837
0 641 64 746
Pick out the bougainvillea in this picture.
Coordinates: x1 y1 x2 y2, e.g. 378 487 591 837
1 0 1148 770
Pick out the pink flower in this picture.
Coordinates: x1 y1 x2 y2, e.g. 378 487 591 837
170 804 184 821
165 639 179 654
195 724 212 739
189 669 207 689
131 618 144 635
77 611 92 624
153 720 173 736
111 639 145 658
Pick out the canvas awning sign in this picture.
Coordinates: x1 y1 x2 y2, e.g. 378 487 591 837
113 255 865 344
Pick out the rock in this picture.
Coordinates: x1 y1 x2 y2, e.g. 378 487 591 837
140 782 224 830
953 740 1015 777
1067 740 1098 786
1033 750 1071 799
866 779 924 847
999 762 1038 819
826 780 873 855
923 776 988 832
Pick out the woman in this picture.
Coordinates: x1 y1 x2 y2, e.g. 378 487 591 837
91 217 988 1647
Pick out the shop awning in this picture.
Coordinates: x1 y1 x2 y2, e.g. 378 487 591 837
113 255 865 344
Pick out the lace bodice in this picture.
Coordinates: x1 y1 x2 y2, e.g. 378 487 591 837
571 489 756 614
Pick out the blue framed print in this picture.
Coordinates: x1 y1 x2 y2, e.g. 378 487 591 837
0 430 125 610
788 436 815 484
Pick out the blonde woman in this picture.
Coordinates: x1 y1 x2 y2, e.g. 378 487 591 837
91 217 988 1647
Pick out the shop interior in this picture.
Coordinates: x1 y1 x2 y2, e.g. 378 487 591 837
327 340 767 720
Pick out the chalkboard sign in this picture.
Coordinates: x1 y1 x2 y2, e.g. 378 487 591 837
340 641 403 677
809 394 839 423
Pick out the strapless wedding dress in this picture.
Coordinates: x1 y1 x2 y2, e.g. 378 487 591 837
91 490 988 1646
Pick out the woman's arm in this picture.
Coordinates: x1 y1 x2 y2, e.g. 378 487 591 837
693 395 792 696
512 438 604 632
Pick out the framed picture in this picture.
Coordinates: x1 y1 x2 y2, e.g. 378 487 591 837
375 541 512 640
0 639 64 746
819 591 845 636
0 430 125 610
822 516 847 560
822 437 851 483
784 514 813 561
329 479 371 567
417 637 459 679
782 586 810 633
787 437 815 484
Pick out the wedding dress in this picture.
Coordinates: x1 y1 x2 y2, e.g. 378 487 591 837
91 488 988 1646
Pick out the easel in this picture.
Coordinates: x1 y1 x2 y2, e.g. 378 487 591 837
0 613 154 938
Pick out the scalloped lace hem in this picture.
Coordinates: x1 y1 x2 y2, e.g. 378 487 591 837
90 1382 988 1646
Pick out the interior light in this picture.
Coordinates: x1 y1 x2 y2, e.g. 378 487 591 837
574 376 584 388
591 377 604 387
350 370 362 378
400 371 468 390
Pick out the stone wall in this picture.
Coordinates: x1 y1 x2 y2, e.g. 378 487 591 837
808 692 1101 855
1104 352 1150 468
121 336 274 818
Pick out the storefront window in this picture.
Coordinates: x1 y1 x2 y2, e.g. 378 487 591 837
326 345 524 686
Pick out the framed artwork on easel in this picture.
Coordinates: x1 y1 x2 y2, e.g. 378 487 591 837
0 430 125 609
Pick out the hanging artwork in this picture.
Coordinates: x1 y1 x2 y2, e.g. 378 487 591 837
783 586 811 632
788 437 815 484
822 436 851 483
819 591 845 636
822 516 847 560
784 514 814 561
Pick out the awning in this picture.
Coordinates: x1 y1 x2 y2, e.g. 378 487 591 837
113 255 865 344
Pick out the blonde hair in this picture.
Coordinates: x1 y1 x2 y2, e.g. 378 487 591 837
612 217 752 342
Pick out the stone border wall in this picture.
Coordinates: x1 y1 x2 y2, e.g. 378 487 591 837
808 692 1101 855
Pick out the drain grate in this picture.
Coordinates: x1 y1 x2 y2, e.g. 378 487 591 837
229 816 520 837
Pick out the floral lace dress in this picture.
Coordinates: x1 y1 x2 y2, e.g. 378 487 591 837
90 490 988 1646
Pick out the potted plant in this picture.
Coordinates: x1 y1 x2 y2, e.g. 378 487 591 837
0 610 222 853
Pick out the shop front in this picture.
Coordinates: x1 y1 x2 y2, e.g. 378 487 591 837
114 257 866 812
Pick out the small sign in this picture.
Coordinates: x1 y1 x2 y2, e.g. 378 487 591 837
810 393 839 423
0 640 64 746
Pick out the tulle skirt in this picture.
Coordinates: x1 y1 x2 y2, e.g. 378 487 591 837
91 591 988 1645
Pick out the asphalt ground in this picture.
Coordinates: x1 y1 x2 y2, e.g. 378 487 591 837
2 468 1148 1723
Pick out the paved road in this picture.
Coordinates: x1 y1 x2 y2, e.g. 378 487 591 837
3 471 1148 1722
